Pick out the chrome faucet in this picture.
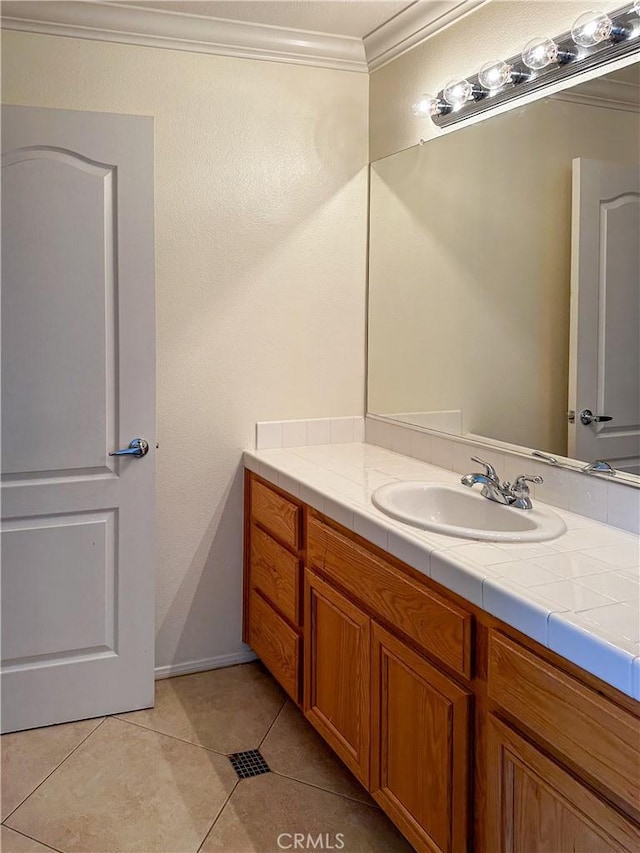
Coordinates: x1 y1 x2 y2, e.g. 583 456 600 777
461 457 505 501
461 457 543 510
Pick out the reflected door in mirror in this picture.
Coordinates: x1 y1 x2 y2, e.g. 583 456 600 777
569 158 640 474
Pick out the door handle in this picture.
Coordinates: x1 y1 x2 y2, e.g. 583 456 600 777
579 409 613 426
109 438 149 458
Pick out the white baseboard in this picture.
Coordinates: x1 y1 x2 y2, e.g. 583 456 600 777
154 649 258 680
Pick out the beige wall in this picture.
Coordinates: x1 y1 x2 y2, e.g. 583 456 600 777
370 0 623 160
1 31 369 671
368 94 640 456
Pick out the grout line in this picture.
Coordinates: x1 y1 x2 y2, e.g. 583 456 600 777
257 698 287 749
195 779 239 853
2 717 107 826
268 769 379 809
1 825 63 852
112 716 233 757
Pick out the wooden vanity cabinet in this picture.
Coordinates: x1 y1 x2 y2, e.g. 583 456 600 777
307 515 473 679
486 716 640 853
305 512 474 852
243 471 640 853
243 472 304 703
487 630 640 810
304 569 371 785
371 623 471 853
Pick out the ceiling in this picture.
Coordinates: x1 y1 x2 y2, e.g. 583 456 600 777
113 1 415 38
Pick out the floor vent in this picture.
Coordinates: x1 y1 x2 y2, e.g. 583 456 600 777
228 749 271 780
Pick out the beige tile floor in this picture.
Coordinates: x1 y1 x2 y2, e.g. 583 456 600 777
1 662 413 853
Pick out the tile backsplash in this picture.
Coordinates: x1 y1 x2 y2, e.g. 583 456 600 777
256 417 364 451
365 416 640 536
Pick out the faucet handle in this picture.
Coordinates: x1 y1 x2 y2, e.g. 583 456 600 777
583 460 615 475
470 456 499 484
512 474 543 494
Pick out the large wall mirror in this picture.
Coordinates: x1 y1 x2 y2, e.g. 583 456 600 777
368 59 640 482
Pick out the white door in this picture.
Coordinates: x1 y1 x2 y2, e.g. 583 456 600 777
568 157 640 474
1 105 156 732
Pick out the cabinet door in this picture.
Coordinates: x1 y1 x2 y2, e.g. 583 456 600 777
304 569 370 786
486 715 640 853
371 623 471 853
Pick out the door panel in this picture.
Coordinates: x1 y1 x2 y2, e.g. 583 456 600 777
598 195 640 430
2 149 116 476
569 158 640 473
1 512 116 664
371 623 471 853
1 105 155 732
486 715 640 853
304 569 370 786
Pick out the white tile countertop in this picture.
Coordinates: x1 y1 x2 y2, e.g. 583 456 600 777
244 442 640 700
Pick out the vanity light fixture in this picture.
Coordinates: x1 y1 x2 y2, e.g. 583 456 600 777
412 92 449 117
418 1 640 128
442 77 477 108
478 59 528 91
571 10 630 46
521 37 575 70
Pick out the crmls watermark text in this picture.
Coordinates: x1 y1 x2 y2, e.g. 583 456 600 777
277 833 345 850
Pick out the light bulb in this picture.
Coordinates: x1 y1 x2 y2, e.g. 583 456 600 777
443 78 473 108
412 93 442 117
521 37 560 70
478 59 514 91
571 11 613 46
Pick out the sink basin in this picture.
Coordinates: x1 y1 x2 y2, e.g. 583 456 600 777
372 482 566 542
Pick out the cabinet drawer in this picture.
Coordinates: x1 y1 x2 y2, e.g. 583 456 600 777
488 630 640 811
251 479 301 551
251 525 300 625
308 516 472 679
249 591 300 703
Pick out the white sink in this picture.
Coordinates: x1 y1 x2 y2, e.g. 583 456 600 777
372 482 566 543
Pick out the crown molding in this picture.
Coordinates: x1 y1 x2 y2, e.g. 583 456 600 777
0 1 368 73
551 74 640 112
364 0 490 72
1 0 489 74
